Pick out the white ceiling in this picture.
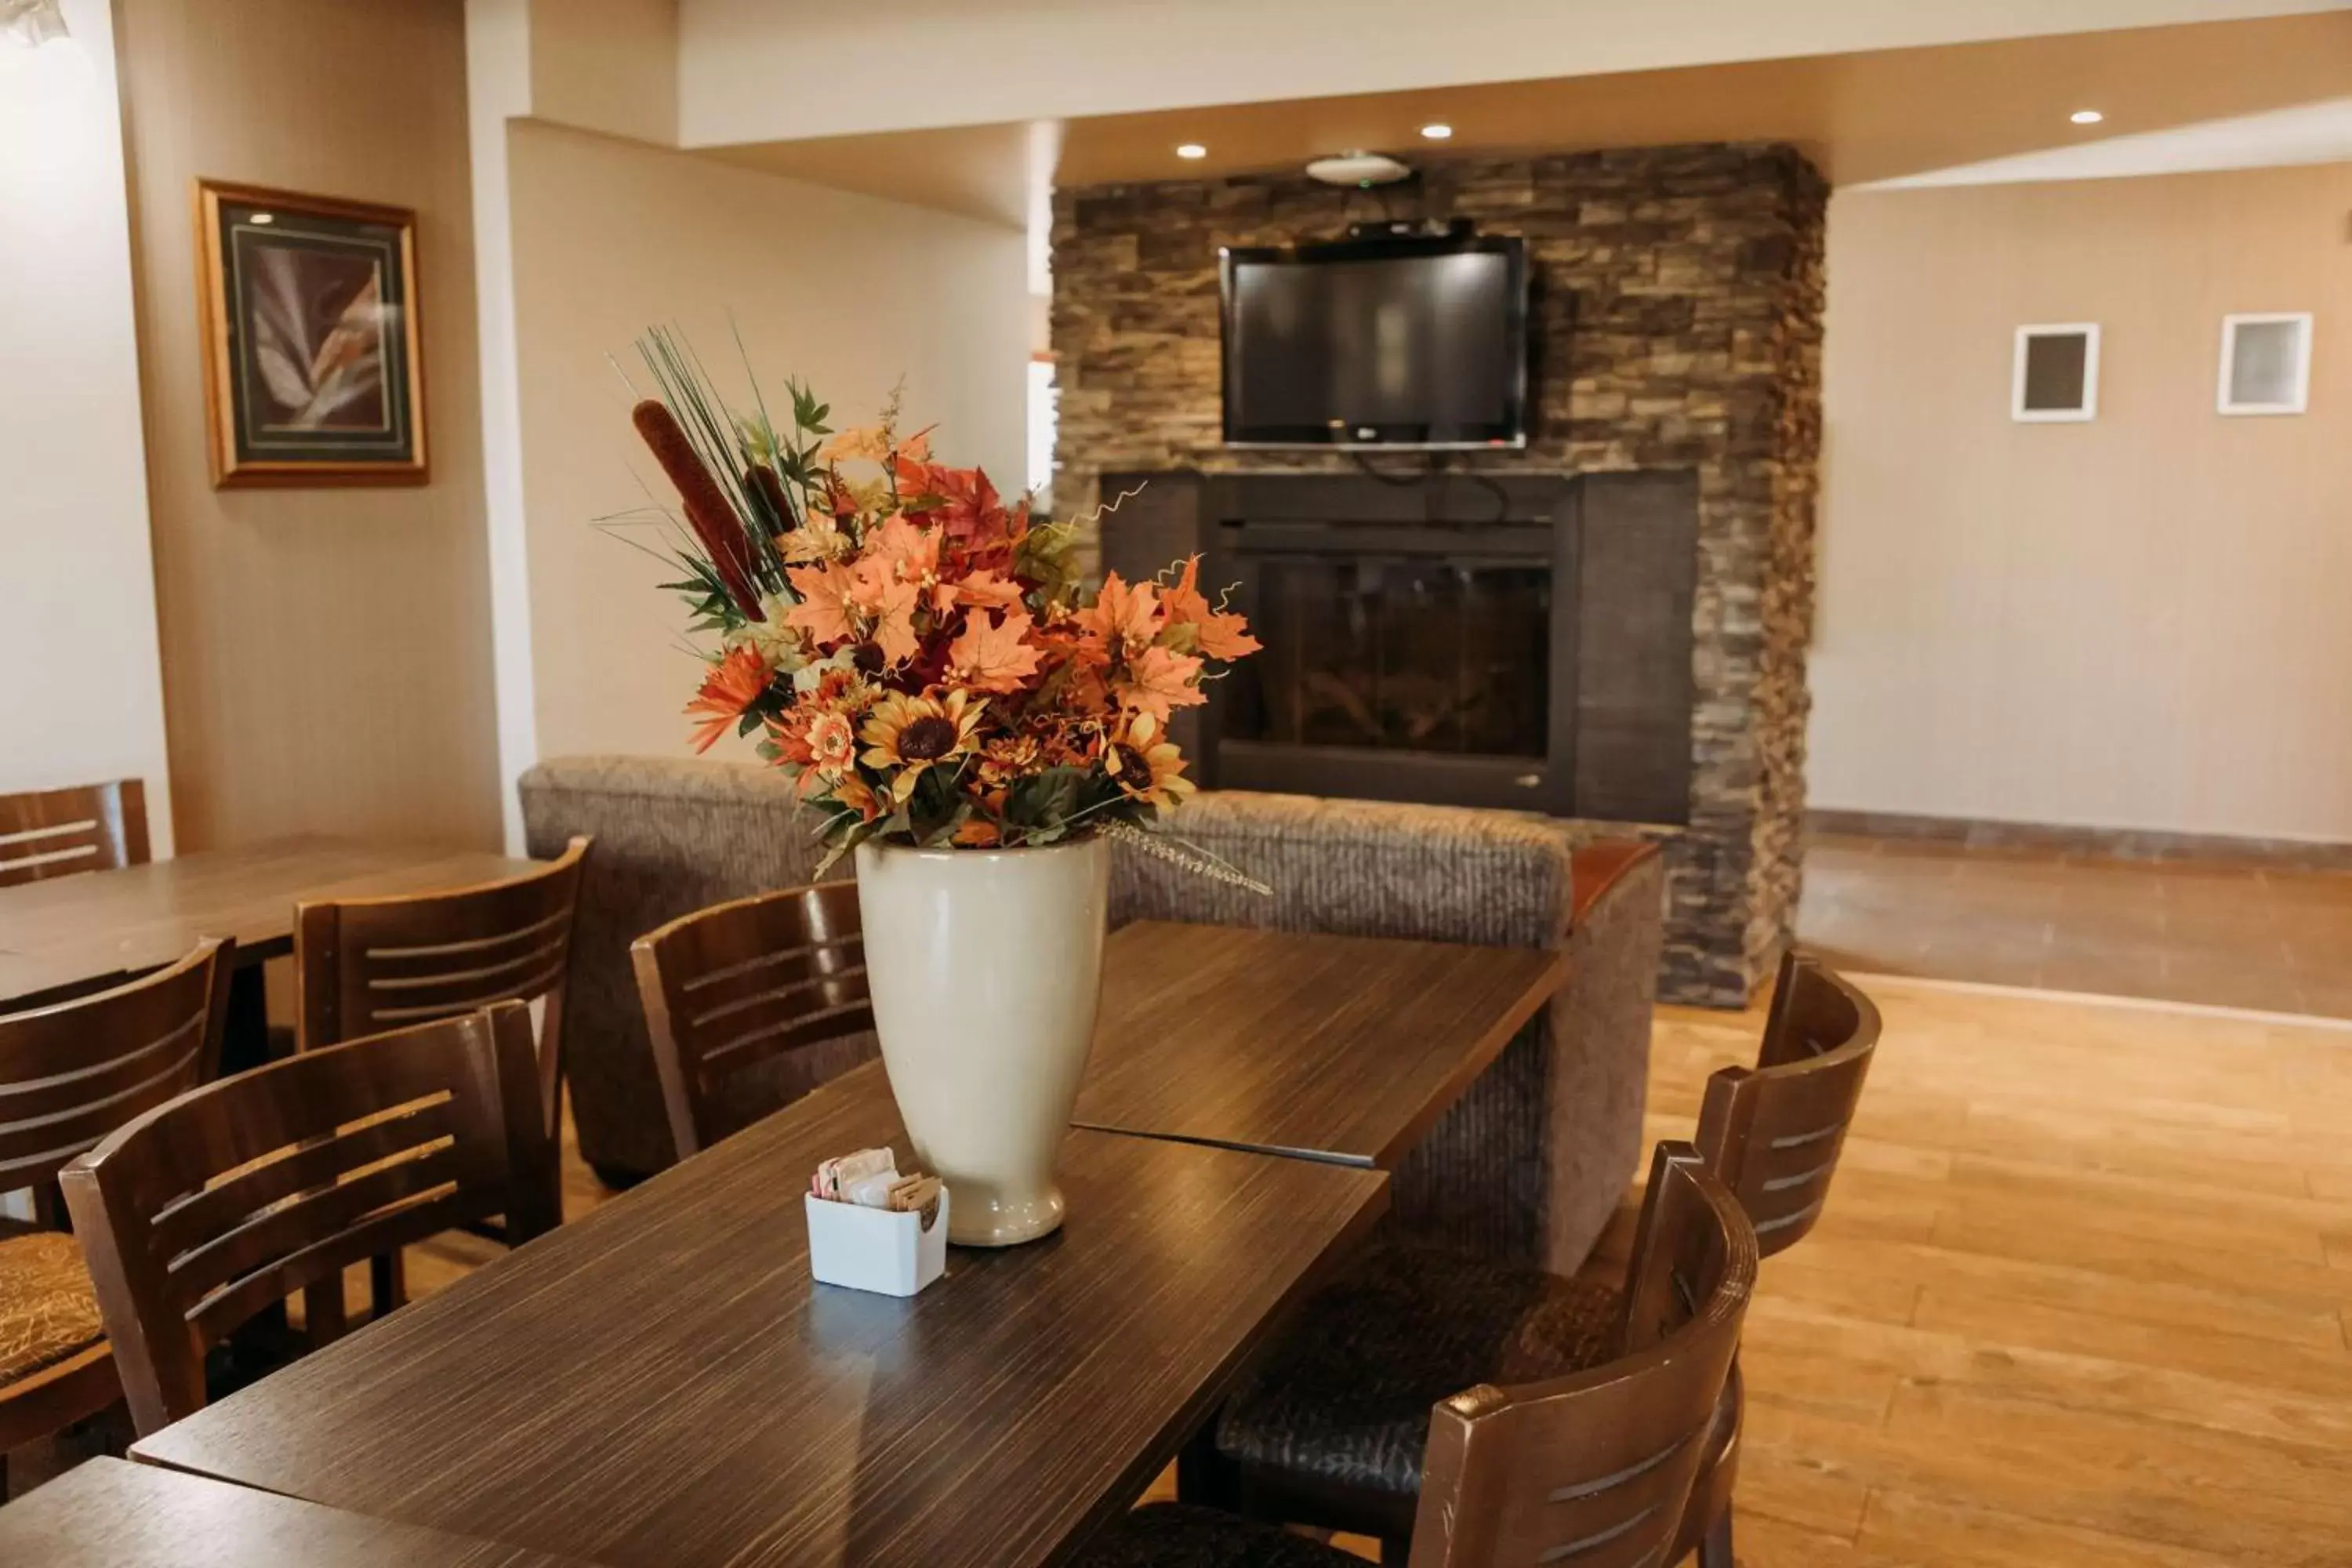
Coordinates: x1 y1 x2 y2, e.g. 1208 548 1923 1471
1859 96 2352 187
677 0 2352 147
706 13 2352 234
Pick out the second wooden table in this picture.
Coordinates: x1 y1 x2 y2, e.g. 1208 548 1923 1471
0 836 541 1007
1073 920 1566 1167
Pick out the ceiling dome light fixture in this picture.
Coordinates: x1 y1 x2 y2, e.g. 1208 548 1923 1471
1420 122 1454 140
1305 151 1413 187
2070 109 2104 125
1174 143 1207 160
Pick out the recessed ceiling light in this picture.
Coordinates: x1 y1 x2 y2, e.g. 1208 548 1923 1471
1175 143 1207 159
2070 109 2103 125
249 212 275 225
1420 122 1454 140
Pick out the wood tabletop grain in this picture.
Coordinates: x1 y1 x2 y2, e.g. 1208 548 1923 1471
1071 920 1566 1167
131 1070 1389 1568
0 837 540 1005
0 1457 600 1567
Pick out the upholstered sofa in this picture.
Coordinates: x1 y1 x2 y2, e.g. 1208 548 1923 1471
520 757 1664 1276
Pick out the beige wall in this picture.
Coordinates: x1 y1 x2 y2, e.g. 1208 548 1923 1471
0 0 175 854
117 0 502 851
1812 162 2352 840
527 0 677 146
504 119 1029 764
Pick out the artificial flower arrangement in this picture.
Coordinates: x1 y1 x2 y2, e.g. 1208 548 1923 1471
622 328 1258 867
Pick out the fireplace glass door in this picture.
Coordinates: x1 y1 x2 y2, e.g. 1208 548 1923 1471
1209 521 1572 812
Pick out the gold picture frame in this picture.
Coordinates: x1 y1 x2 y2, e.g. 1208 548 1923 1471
195 179 428 488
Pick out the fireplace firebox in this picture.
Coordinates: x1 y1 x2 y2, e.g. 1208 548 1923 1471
1101 470 1698 826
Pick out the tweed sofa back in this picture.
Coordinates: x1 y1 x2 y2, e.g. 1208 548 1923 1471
521 760 1661 1272
520 757 849 1179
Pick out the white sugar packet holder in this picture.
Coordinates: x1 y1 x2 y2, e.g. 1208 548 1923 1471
806 1151 949 1298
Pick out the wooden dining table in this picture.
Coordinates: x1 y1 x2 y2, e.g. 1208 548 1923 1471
130 1065 1389 1568
1075 920 1566 1167
0 1457 596 1568
0 835 542 1010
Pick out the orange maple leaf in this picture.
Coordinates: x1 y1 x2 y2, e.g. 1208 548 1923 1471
1078 572 1163 659
1115 643 1205 721
868 513 938 586
818 425 891 465
1161 556 1261 661
953 569 1025 611
946 608 1044 695
782 561 861 648
867 577 922 667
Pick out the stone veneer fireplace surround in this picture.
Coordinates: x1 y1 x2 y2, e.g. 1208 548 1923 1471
1051 143 1828 1006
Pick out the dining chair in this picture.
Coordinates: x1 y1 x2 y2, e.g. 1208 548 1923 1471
0 780 150 887
1192 952 1879 1567
630 881 875 1160
59 1001 558 1436
1079 1142 1756 1568
0 938 231 1497
295 836 588 1286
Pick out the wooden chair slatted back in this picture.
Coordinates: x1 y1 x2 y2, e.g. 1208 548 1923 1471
1406 1144 1756 1568
0 938 230 1198
60 1003 557 1436
632 882 873 1159
1693 951 1880 1257
0 781 149 887
297 837 590 1136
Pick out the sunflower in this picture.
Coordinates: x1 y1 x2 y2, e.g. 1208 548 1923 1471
1100 710 1193 809
860 689 985 802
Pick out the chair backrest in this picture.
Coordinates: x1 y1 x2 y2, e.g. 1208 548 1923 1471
1693 950 1880 1258
1406 1143 1755 1568
1 938 231 1210
630 881 873 1158
0 781 149 887
296 837 590 1136
60 1002 557 1435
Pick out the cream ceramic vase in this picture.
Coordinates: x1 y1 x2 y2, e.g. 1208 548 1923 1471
853 837 1111 1247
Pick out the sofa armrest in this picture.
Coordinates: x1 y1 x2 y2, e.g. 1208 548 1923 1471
1545 840 1665 1267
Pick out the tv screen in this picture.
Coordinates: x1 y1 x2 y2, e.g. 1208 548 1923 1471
1220 234 1528 448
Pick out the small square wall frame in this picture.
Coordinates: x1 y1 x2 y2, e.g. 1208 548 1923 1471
2217 312 2313 416
2012 323 2100 423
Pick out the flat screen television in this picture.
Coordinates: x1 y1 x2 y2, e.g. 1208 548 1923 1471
1220 232 1529 449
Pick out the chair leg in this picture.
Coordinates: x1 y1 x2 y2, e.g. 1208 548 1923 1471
304 1277 350 1348
370 1250 408 1318
1698 1504 1733 1568
1174 1418 1236 1508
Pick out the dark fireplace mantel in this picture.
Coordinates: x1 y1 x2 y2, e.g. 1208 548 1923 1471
1099 469 1697 826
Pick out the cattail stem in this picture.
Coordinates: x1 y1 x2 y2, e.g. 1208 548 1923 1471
632 398 765 620
745 462 795 535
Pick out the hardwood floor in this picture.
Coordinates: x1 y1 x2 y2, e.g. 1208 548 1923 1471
1799 833 2352 1018
1624 977 2352 1567
23 978 2352 1568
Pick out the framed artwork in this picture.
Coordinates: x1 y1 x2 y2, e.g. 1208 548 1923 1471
2011 323 2100 423
195 180 426 488
2217 312 2312 416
